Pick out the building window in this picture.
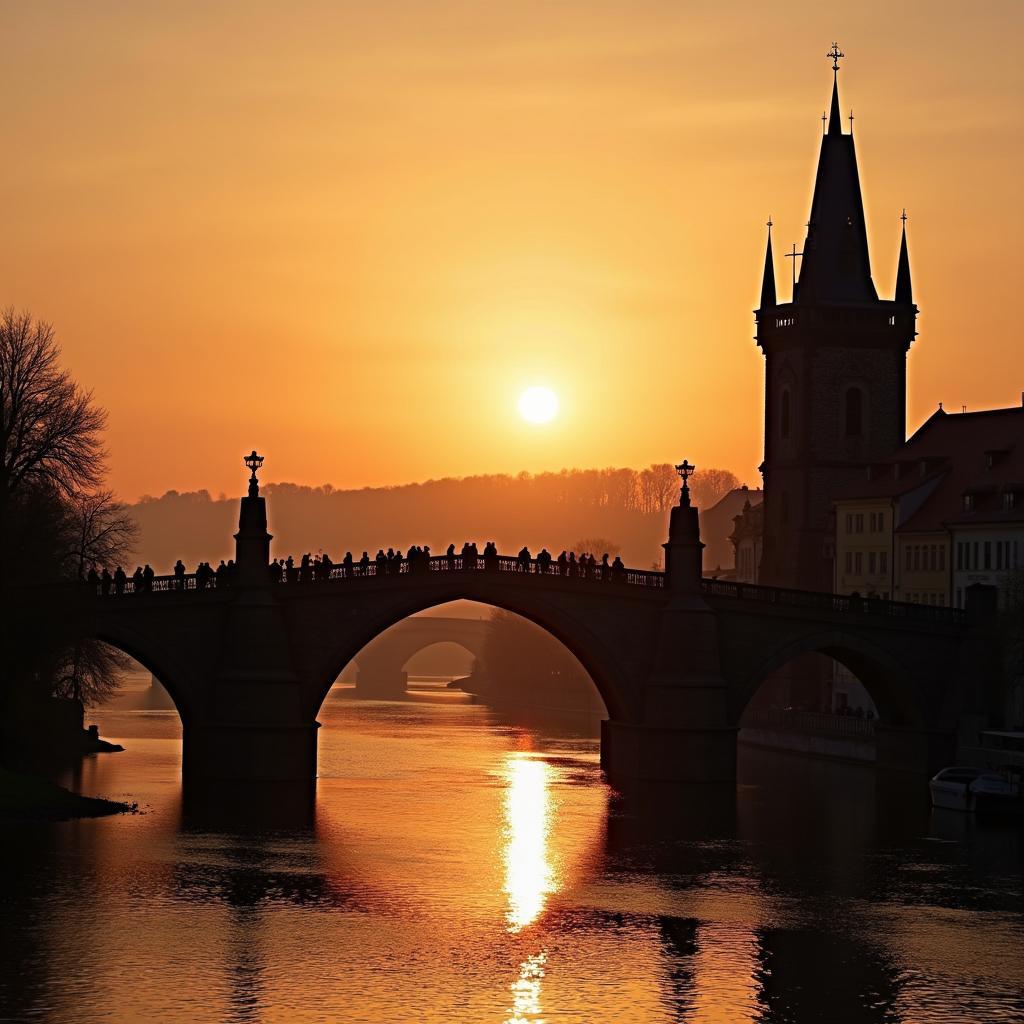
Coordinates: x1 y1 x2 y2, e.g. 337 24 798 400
984 541 991 570
997 542 1004 571
844 387 864 437
939 546 946 572
905 546 912 571
956 588 963 608
780 389 791 440
973 541 979 570
880 551 888 574
854 552 863 574
845 552 852 574
1005 492 1017 511
868 552 877 574
846 513 853 534
963 494 975 512
855 513 864 533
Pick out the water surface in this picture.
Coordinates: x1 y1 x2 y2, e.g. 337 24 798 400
2 686 1022 1023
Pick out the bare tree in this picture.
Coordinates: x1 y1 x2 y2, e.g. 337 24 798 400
63 488 137 578
0 308 106 518
689 468 741 510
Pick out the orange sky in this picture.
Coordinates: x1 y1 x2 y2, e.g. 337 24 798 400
2 2 1021 501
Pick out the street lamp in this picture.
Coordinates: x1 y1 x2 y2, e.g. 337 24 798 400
675 459 696 505
244 450 264 497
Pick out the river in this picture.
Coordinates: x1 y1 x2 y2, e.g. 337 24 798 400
1 683 1022 1023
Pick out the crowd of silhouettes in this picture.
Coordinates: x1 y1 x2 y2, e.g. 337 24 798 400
89 543 631 594
267 543 629 582
88 558 237 593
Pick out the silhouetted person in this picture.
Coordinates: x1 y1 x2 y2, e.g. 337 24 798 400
376 549 387 575
270 559 283 584
142 564 155 592
557 550 567 576
611 555 625 582
359 551 370 575
567 552 577 578
87 565 99 591
101 567 113 595
114 566 126 594
132 566 144 592
517 546 531 572
422 544 431 570
537 548 551 574
286 555 298 584
342 551 353 577
484 541 498 572
300 553 312 583
601 553 610 580
216 560 227 588
386 547 396 574
173 559 186 590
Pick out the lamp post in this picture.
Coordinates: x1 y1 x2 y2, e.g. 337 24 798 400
244 450 264 498
675 459 696 506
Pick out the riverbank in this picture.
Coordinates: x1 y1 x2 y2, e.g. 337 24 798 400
0 766 136 820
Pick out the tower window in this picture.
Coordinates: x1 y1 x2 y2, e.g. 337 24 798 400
780 389 791 439
844 387 864 437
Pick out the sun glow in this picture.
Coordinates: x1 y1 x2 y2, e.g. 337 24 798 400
517 386 559 425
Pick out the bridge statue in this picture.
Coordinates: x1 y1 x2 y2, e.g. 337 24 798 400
71 454 998 800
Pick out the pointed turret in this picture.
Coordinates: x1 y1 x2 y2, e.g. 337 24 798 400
794 52 878 305
760 220 776 307
827 76 842 136
895 212 913 303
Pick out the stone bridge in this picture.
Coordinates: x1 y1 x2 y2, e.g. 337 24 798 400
60 471 999 797
351 615 488 697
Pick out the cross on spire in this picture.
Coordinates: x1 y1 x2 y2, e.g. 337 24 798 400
784 242 803 299
901 208 908 226
848 108 854 132
766 215 773 233
827 42 844 73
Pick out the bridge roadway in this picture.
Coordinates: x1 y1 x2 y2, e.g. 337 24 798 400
66 478 997 798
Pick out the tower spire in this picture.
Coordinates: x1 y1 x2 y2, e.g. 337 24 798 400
827 42 844 135
895 209 913 303
760 217 777 307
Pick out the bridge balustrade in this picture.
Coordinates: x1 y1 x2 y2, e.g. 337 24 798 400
86 556 667 594
700 578 967 624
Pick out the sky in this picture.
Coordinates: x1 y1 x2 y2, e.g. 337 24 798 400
2 2 1022 501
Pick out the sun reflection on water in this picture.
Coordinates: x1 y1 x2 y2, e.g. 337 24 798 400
502 754 556 1023
502 754 555 933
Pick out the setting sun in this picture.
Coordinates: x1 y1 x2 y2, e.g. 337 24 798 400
518 386 559 425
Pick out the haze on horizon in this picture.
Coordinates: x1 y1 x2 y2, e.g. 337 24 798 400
2 1 1021 502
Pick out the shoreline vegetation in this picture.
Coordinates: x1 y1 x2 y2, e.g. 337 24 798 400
0 766 137 821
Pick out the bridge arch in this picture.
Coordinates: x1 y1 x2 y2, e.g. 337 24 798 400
304 585 638 723
89 620 198 723
735 627 925 727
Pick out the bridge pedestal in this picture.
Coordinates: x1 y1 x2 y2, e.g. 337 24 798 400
601 720 737 787
183 721 320 786
874 724 956 777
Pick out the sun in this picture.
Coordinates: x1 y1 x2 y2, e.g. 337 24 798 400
517 386 559 425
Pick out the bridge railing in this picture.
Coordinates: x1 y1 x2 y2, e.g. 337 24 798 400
87 557 667 595
87 573 220 596
741 707 877 739
315 554 666 588
700 578 967 624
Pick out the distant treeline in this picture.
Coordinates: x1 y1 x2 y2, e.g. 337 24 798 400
128 465 741 573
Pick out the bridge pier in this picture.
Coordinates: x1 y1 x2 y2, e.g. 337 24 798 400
183 721 320 787
874 724 956 777
606 471 738 787
601 720 737 787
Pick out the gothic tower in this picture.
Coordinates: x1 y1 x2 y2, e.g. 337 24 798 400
756 47 918 591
